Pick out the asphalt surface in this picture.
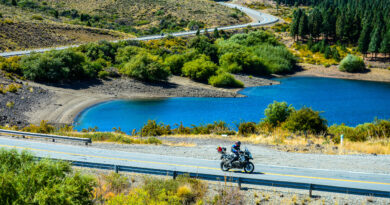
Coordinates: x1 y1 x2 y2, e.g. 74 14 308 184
0 3 278 58
0 137 389 194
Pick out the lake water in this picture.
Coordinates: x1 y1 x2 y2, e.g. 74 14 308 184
74 77 390 132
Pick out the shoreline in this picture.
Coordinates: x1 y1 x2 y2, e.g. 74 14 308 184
20 66 390 126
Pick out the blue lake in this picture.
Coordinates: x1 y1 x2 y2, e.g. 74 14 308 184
74 76 390 132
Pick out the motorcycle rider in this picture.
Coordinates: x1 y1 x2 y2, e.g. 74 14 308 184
229 141 241 166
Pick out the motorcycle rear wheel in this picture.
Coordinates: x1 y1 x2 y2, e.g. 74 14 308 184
220 161 230 171
244 162 255 173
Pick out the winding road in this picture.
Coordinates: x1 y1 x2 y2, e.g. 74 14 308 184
0 3 278 58
0 137 389 197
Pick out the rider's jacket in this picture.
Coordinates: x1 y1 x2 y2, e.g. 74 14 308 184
231 144 240 154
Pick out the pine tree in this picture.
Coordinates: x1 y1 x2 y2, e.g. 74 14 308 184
298 12 308 39
309 8 322 41
380 30 390 59
290 9 302 41
368 27 381 59
336 14 347 43
358 24 371 57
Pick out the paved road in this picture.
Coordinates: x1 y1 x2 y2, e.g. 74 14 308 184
1 137 389 194
0 3 278 58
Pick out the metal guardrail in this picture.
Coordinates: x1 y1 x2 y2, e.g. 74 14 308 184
48 158 390 198
0 129 91 145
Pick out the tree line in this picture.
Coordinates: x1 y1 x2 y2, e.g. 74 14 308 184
289 0 390 59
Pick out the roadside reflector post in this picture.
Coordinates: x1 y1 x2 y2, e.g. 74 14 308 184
340 134 344 154
309 184 313 197
114 165 119 173
238 178 242 190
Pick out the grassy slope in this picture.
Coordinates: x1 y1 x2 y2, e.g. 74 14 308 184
0 6 130 52
0 0 250 51
43 0 249 28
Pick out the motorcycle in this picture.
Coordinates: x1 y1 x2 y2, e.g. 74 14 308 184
217 146 255 173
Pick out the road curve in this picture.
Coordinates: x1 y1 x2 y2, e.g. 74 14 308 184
0 136 389 196
0 3 278 58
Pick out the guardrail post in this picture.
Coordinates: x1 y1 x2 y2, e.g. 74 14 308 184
309 184 313 197
173 171 177 180
114 165 119 173
238 178 242 190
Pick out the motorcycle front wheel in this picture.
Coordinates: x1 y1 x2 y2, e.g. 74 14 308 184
244 162 255 173
220 161 230 171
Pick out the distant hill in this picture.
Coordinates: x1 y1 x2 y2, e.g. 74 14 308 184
0 0 250 51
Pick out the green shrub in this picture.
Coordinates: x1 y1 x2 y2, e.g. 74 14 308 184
182 55 217 82
164 54 186 75
227 31 280 47
328 119 390 143
188 36 218 62
189 121 235 135
115 46 143 65
103 172 130 194
120 52 170 82
253 44 296 74
0 149 95 204
139 120 171 137
208 72 244 88
238 121 257 136
263 101 295 127
283 107 327 134
21 49 89 82
219 50 267 75
98 70 109 79
339 54 365 72
5 83 22 93
79 41 117 62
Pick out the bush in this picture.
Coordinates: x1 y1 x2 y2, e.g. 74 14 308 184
238 121 257 136
20 49 89 82
164 54 186 75
107 176 206 205
0 149 95 204
115 46 143 65
5 83 22 93
188 36 218 62
339 54 365 73
263 101 295 127
0 56 22 75
120 52 170 82
79 41 117 62
227 31 280 47
182 55 217 82
253 44 296 74
139 120 171 137
22 120 55 133
283 107 327 134
328 119 390 143
219 50 268 75
208 72 244 88
189 121 235 135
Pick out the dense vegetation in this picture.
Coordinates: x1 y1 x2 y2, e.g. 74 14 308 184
289 0 390 59
0 149 95 204
1 30 297 87
0 149 240 204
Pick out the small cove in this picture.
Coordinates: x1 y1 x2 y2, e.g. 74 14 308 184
74 76 390 132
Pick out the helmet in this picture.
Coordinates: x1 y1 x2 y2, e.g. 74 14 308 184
235 141 241 146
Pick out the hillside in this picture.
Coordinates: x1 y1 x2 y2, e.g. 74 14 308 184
0 0 250 51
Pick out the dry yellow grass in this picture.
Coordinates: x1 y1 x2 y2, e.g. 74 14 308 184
162 129 390 155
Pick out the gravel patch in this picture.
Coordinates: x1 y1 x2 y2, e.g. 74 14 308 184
0 78 53 126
